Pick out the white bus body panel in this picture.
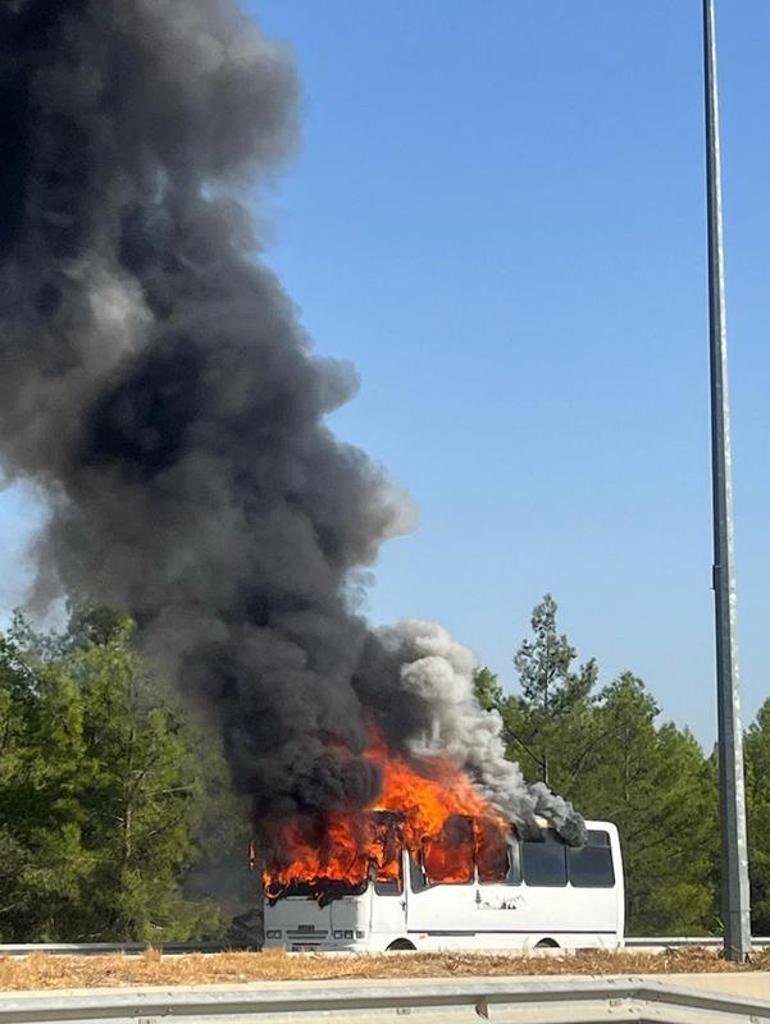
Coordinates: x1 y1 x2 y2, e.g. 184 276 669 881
263 820 624 953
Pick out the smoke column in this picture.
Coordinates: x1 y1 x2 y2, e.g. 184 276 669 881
0 0 583 843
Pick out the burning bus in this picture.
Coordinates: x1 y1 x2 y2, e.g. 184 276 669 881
261 736 624 952
263 814 623 953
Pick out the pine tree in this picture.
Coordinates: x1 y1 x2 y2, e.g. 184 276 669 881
744 698 770 934
0 609 226 941
473 667 504 713
504 594 598 794
576 674 718 935
0 619 94 940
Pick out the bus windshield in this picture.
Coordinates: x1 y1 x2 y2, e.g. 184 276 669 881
271 878 368 903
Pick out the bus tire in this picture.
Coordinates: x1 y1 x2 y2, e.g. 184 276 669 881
387 938 416 951
534 938 560 949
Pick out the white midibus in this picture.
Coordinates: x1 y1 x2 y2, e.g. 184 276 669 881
263 820 624 952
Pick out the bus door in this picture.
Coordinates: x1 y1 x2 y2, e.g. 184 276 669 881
405 838 476 937
369 869 406 941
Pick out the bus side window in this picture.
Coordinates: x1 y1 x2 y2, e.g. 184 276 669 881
408 853 429 894
567 829 615 888
522 831 567 887
374 877 402 896
423 816 475 885
478 838 521 885
506 840 522 884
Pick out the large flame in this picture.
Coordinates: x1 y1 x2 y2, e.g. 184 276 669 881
263 732 512 902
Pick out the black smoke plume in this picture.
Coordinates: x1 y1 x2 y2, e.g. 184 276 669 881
0 0 584 844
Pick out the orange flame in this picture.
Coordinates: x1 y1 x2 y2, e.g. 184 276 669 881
262 732 511 902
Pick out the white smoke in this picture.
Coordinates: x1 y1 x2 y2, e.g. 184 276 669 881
377 619 586 844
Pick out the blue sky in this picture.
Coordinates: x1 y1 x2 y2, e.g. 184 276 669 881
2 1 769 745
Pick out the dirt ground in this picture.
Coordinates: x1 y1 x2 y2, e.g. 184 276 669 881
1 947 770 991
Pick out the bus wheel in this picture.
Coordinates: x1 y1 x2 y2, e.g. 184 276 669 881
387 938 416 951
534 938 560 949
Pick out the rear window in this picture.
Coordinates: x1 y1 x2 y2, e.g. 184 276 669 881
522 832 567 887
567 830 615 888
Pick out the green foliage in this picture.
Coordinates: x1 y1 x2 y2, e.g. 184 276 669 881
473 667 504 713
505 594 598 790
744 699 770 934
476 595 724 937
0 608 227 942
575 675 719 934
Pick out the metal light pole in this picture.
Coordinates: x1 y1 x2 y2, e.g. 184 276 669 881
702 0 751 962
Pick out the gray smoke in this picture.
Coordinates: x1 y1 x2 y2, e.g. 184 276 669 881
357 621 585 843
0 0 583 847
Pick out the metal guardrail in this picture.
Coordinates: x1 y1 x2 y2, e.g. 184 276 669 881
625 936 723 947
0 942 241 957
1 936 770 955
625 935 770 949
0 978 769 1023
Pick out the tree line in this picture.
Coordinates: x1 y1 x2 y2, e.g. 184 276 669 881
475 594 770 936
1 597 768 940
0 607 243 942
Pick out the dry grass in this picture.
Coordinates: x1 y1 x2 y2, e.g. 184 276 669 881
2 947 770 991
